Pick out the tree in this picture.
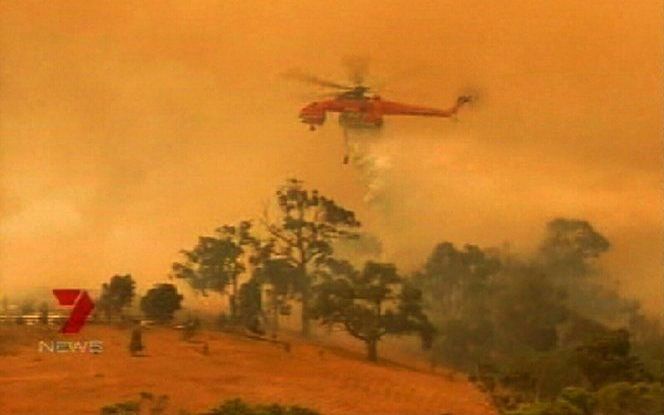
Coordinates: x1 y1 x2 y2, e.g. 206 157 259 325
493 265 569 352
38 301 49 325
98 274 136 320
140 284 183 323
574 329 651 389
311 260 433 361
172 221 254 321
251 247 299 333
538 218 610 279
262 178 360 336
415 242 500 319
594 382 664 415
237 278 264 334
413 242 500 371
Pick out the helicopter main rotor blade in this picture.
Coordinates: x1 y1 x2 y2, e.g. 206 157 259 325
282 69 353 90
342 55 370 86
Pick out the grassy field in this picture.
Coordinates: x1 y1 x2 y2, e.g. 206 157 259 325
0 324 496 415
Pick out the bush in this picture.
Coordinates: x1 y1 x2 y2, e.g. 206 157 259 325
100 393 169 415
203 399 320 415
507 382 664 415
574 329 651 389
100 400 140 415
594 382 664 415
508 398 586 415
140 283 183 323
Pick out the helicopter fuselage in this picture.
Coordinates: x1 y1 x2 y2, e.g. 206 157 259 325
299 94 468 131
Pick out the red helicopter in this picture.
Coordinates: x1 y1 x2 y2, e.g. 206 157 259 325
291 72 472 131
288 69 472 163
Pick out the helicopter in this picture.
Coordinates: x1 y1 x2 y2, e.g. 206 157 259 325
290 71 472 130
287 68 473 163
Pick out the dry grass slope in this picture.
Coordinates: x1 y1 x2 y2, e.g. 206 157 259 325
0 325 496 415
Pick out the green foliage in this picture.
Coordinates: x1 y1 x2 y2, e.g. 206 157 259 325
100 400 140 415
414 217 660 411
629 313 664 382
100 393 169 415
507 400 584 415
238 278 264 334
252 255 298 300
594 382 664 415
98 274 136 320
538 218 610 279
140 283 184 323
574 329 651 389
172 221 255 320
537 219 632 324
509 383 664 415
434 318 495 370
203 398 320 415
413 241 500 369
493 265 568 352
311 259 433 361
251 255 298 332
262 178 361 336
414 242 500 320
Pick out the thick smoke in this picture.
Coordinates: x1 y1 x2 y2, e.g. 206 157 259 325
0 1 661 316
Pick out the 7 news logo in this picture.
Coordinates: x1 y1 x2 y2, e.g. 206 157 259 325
38 289 104 354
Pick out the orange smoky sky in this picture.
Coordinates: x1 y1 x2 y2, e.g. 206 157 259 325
1 1 662 312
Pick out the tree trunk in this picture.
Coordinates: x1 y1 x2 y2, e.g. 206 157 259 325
299 263 311 337
268 289 280 336
229 294 236 321
230 276 238 320
301 290 311 337
366 338 378 362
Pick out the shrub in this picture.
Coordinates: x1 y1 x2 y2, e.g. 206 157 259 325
203 399 320 415
594 382 664 415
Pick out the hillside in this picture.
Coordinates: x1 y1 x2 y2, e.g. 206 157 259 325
0 325 496 415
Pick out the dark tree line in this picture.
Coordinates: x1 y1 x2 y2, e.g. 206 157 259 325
412 218 664 413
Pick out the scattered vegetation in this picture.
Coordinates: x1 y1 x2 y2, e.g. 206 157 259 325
100 392 169 415
203 398 320 415
100 395 319 415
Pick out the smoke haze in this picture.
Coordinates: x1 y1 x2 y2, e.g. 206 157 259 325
1 1 662 313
